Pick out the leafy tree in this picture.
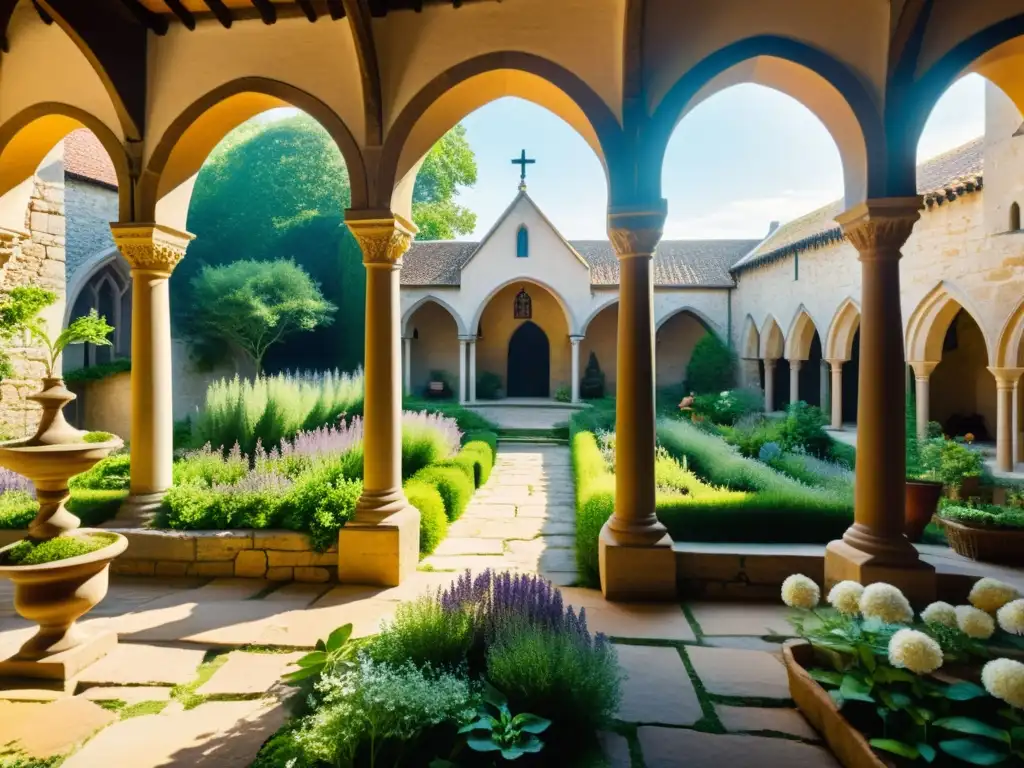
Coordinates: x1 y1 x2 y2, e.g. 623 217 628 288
684 333 736 394
0 287 56 379
184 260 336 373
412 124 478 240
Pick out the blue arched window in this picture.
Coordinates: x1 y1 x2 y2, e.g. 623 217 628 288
516 225 529 258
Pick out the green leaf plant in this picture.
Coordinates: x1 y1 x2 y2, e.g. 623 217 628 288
27 308 113 379
460 682 551 761
282 623 355 683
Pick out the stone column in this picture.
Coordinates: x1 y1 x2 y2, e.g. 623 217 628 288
469 340 477 403
458 338 468 404
827 359 844 429
1014 381 1021 465
989 368 1024 472
824 198 935 603
339 213 419 586
820 359 830 413
763 359 776 412
110 224 194 525
908 361 938 441
789 359 803 406
599 203 675 600
402 337 412 396
570 335 583 403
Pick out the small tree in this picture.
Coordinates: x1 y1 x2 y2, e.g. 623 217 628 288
684 333 736 394
580 352 605 399
185 260 336 373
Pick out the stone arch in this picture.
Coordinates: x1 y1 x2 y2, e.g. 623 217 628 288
783 305 820 361
401 295 466 337
0 103 132 225
580 297 618 336
759 315 785 360
655 305 722 337
470 276 577 337
905 282 993 364
140 77 367 231
995 297 1024 368
650 37 885 205
740 314 760 360
825 298 861 361
380 52 622 215
64 245 120 325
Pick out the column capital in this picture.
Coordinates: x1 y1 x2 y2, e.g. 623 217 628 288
763 357 778 368
346 213 417 266
457 335 473 343
825 358 845 368
607 202 667 259
909 360 939 379
989 367 1024 387
835 197 922 257
569 334 584 344
110 223 194 275
788 358 805 368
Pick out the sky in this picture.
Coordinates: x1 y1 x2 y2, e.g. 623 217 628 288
454 73 987 241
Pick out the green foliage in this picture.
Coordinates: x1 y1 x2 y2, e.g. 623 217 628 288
829 438 857 469
580 352 605 399
918 437 985 485
412 124 479 240
404 479 448 555
571 431 616 586
777 401 831 457
401 397 499 434
475 371 502 400
569 400 616 437
0 488 126 529
0 491 38 529
30 309 113 379
0 746 60 768
690 387 764 425
62 357 131 383
184 259 335 373
369 595 474 671
769 450 854 496
3 532 116 565
402 423 456 480
83 431 115 444
456 441 495 487
554 385 571 403
938 503 1024 530
684 333 736 394
461 682 550 761
0 286 57 380
283 473 363 551
464 430 498 458
284 624 356 684
411 466 473 522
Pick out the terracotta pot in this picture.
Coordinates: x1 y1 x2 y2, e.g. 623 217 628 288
940 517 1024 566
904 479 943 542
783 642 891 768
0 531 127 660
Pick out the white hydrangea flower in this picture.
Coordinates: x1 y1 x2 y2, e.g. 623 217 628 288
827 581 864 616
998 599 1024 636
920 601 957 628
858 583 913 624
781 574 820 610
888 628 943 675
969 578 1021 615
983 658 1024 709
956 604 996 639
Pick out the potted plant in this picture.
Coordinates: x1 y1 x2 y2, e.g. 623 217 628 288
0 287 125 678
921 436 985 500
938 503 1024 565
476 371 502 400
905 435 942 542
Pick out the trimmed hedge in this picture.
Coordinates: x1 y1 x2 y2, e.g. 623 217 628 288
571 431 615 587
411 465 474 522
452 441 495 488
464 430 498 458
404 479 448 555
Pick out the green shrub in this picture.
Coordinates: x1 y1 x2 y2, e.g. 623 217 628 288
69 453 131 490
554 385 571 403
778 401 831 457
691 387 763 425
2 532 117 566
684 333 736 394
173 446 248 487
829 438 856 469
454 441 495 487
463 430 498 458
580 352 605 399
918 437 985 485
476 371 502 400
569 402 616 437
0 491 38 529
282 466 361 550
369 595 474 670
82 431 114 444
939 503 1024 529
769 451 853 496
404 479 448 555
63 357 131 383
67 489 129 526
655 451 703 494
721 415 785 459
411 466 473 521
401 397 499 433
486 620 622 734
572 431 616 585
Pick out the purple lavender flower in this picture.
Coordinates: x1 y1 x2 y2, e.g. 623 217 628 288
0 467 33 497
281 418 364 458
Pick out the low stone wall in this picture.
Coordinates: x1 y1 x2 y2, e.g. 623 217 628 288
0 528 338 582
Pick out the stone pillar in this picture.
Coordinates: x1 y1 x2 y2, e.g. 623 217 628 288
824 198 935 603
909 361 938 441
763 359 776 412
789 359 803 406
339 213 419 586
827 359 844 429
990 368 1024 472
1014 381 1021 465
469 340 477 403
402 337 412 396
458 338 468 404
570 335 583 403
820 359 830 413
599 204 675 600
110 224 194 525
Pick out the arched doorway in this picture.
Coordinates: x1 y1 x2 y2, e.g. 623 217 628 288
507 321 549 397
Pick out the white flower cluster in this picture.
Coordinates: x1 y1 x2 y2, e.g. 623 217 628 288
969 578 1020 615
983 658 1024 709
827 581 863 616
955 605 995 640
781 574 820 609
887 629 943 675
859 583 913 624
920 601 957 628
998 599 1024 636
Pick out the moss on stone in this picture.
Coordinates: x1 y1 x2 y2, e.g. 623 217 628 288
2 532 117 566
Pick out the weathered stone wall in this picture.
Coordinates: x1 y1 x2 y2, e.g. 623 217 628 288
64 176 117 278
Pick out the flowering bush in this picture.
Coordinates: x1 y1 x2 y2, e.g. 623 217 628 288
917 435 984 486
690 387 763 426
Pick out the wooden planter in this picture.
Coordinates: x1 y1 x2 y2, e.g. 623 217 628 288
784 643 890 768
939 517 1024 566
905 480 942 542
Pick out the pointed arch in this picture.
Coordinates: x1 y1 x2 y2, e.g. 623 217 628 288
759 315 785 360
905 282 992 364
825 298 861 361
580 297 618 336
783 306 820 361
516 224 529 258
655 306 722 337
740 314 760 360
995 297 1024 368
401 295 467 337
470 276 576 337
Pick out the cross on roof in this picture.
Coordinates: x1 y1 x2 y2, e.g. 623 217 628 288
511 149 535 190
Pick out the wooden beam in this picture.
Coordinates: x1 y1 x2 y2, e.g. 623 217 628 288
326 0 344 19
31 0 53 24
250 0 276 24
203 0 233 28
116 0 169 34
342 0 383 143
164 0 196 29
296 0 317 21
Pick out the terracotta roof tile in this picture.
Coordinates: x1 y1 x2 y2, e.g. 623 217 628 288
63 129 118 188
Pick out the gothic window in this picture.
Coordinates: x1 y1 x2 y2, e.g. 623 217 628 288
1012 202 1021 232
514 288 532 319
66 260 131 371
516 225 529 258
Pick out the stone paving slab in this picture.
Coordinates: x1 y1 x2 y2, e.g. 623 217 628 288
197 650 305 696
0 698 116 757
561 588 696 641
432 537 506 556
597 730 631 767
686 646 790 699
687 603 794 637
615 644 703 725
716 705 819 740
79 643 206 686
80 686 174 704
637 727 839 768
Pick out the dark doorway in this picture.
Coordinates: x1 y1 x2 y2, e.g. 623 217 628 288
842 329 861 423
507 321 550 397
798 332 823 405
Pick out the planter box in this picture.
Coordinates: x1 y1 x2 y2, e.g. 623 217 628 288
939 517 1024 566
783 642 889 768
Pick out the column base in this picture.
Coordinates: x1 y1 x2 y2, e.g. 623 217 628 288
337 507 420 587
599 525 676 601
824 539 936 605
112 492 166 528
0 629 117 682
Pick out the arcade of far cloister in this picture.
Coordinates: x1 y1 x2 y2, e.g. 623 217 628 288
6 0 1024 605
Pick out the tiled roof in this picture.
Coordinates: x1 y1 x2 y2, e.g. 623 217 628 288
401 238 757 287
63 129 118 188
732 137 984 274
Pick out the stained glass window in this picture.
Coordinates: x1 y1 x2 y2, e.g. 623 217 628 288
514 288 532 319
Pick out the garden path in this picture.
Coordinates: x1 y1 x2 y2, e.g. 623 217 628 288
463 402 580 429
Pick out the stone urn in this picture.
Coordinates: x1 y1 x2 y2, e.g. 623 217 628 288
0 378 126 678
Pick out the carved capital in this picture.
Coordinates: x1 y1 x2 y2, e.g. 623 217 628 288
346 214 417 266
110 223 194 275
835 197 922 258
607 204 667 259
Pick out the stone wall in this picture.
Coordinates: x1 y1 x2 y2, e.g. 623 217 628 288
64 176 116 278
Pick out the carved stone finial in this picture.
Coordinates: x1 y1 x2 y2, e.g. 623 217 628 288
347 215 417 266
110 223 195 275
607 204 667 259
835 197 922 258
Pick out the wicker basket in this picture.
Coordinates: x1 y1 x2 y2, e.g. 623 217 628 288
939 517 1024 566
